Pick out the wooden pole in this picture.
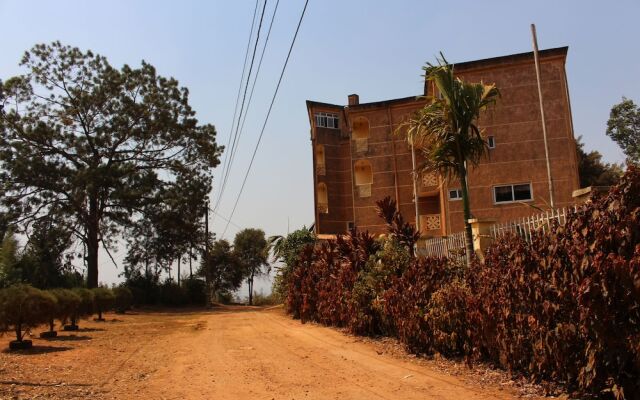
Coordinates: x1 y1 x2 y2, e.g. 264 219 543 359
531 24 555 208
411 140 420 233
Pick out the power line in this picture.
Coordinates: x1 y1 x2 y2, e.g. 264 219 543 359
211 209 241 230
214 0 268 216
213 0 260 215
233 0 280 174
222 0 310 238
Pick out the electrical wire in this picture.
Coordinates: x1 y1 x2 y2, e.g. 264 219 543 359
221 0 310 238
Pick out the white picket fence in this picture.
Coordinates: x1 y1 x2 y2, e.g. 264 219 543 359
420 230 467 263
490 207 576 243
420 207 578 260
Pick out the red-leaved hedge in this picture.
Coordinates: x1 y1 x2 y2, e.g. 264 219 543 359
285 167 640 399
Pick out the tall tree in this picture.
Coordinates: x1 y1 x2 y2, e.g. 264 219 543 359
0 42 221 287
233 228 268 305
606 97 639 165
400 55 499 266
575 136 623 187
199 239 244 302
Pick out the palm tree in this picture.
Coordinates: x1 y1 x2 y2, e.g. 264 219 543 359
401 54 500 266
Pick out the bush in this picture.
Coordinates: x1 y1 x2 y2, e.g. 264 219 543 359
70 287 94 327
159 281 188 307
182 277 206 305
0 284 56 344
92 287 115 320
45 288 81 333
113 287 133 313
283 168 640 398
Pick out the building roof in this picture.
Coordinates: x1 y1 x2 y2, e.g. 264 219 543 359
306 46 569 112
453 46 568 72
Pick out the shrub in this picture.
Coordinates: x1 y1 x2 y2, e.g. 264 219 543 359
92 287 115 320
159 281 188 307
113 287 133 313
69 287 94 327
424 279 471 357
44 288 81 334
0 284 56 345
182 277 206 305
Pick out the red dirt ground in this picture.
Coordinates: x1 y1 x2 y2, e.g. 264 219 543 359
0 306 555 399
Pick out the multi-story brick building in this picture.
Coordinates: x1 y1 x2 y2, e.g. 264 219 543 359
307 47 580 237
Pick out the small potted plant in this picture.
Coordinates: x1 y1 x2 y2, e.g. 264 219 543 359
92 287 115 321
64 288 93 331
113 287 133 314
0 285 56 350
40 289 80 338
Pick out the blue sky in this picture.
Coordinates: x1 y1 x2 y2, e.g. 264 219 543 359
1 0 639 286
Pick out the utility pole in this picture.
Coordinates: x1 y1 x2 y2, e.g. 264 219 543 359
204 199 211 306
531 24 555 208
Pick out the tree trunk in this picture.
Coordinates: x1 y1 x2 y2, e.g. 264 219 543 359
177 256 181 286
248 273 254 306
87 194 100 288
49 318 55 332
458 165 474 268
15 322 22 342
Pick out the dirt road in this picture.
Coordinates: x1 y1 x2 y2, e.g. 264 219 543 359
0 307 538 399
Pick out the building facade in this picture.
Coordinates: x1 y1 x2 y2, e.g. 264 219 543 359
307 47 580 237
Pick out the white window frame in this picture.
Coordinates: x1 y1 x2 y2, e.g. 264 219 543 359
487 135 496 149
448 188 463 201
492 183 534 204
314 112 339 129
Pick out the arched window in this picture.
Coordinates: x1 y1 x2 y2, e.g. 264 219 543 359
354 160 372 198
315 145 325 175
317 183 328 213
352 117 370 153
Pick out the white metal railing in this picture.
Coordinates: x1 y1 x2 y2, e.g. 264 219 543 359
421 230 467 263
490 207 576 242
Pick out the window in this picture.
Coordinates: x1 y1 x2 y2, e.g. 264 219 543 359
487 135 495 149
493 183 533 204
315 112 339 129
448 188 463 201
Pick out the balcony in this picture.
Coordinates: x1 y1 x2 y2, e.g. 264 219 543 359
357 184 372 198
419 214 442 235
418 171 439 197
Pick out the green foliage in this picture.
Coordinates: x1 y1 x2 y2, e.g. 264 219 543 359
233 228 269 305
47 288 81 331
606 97 640 165
91 287 115 320
0 284 56 342
181 277 207 305
0 42 222 288
576 136 623 187
158 280 188 307
112 287 133 313
67 287 94 328
269 227 315 303
20 218 75 289
251 291 279 306
0 231 21 287
200 239 244 299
